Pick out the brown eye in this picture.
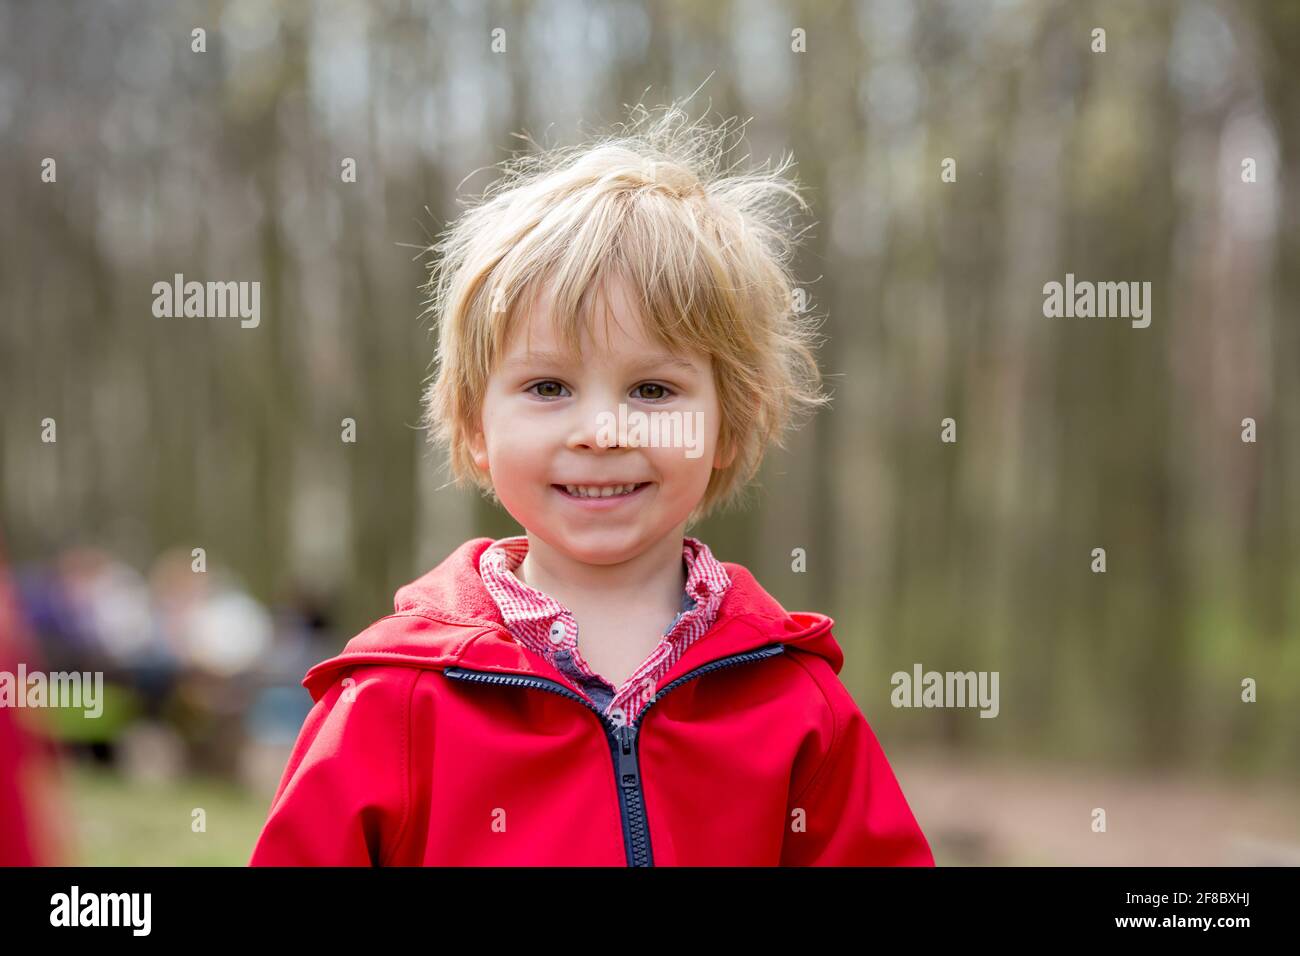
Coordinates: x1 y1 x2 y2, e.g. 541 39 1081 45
634 383 672 401
529 381 568 399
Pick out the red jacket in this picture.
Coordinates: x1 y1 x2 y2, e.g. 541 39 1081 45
249 537 934 866
0 538 60 866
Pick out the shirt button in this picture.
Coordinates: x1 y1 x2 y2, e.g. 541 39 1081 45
548 620 567 644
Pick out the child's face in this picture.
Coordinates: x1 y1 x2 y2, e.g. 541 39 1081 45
469 277 734 566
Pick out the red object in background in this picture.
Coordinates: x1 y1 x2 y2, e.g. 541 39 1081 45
0 536 61 866
250 537 934 866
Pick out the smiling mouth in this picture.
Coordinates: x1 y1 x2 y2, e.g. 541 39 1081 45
552 482 651 499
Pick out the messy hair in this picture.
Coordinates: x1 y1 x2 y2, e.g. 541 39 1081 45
420 96 831 525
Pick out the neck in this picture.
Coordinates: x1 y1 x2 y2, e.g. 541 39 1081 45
515 528 689 613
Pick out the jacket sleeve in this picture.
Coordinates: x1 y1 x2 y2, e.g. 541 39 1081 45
248 667 415 866
781 682 935 866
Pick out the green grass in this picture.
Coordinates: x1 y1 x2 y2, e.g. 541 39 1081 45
68 764 270 866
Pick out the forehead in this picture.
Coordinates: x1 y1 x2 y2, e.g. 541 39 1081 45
504 274 667 361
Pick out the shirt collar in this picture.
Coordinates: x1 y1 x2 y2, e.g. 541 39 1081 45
478 534 730 628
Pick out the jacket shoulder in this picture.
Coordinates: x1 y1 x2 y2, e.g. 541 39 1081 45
765 628 876 802
774 641 861 727
251 661 431 865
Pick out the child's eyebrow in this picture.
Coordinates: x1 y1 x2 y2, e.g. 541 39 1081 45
502 350 700 375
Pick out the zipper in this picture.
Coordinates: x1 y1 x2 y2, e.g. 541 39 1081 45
443 642 785 866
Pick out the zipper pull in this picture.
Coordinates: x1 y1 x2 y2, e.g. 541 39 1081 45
616 723 639 788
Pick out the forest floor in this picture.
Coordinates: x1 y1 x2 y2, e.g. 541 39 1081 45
897 750 1300 866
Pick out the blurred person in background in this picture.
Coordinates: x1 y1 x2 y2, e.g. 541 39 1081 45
146 548 273 778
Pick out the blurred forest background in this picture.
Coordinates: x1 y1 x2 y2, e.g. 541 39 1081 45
1 0 1298 865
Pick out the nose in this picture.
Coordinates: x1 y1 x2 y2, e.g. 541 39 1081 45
565 387 625 451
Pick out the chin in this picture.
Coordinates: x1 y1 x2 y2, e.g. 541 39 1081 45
550 527 654 565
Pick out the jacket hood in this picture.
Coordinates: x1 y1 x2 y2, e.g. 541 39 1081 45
303 537 840 700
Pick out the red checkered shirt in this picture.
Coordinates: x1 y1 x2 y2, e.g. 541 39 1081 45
477 535 732 724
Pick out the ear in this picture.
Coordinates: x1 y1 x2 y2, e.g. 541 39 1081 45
468 426 489 474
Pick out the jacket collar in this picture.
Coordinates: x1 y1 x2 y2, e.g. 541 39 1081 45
303 537 839 700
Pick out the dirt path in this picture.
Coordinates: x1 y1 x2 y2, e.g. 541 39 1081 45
894 752 1300 866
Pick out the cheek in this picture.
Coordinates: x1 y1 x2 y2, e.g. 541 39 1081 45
485 419 550 479
487 434 527 467
651 435 716 487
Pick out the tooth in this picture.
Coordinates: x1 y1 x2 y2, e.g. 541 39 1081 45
561 484 642 498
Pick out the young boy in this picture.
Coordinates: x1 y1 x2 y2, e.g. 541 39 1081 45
249 104 934 867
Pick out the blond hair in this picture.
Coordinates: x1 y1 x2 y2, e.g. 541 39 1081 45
420 98 831 525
